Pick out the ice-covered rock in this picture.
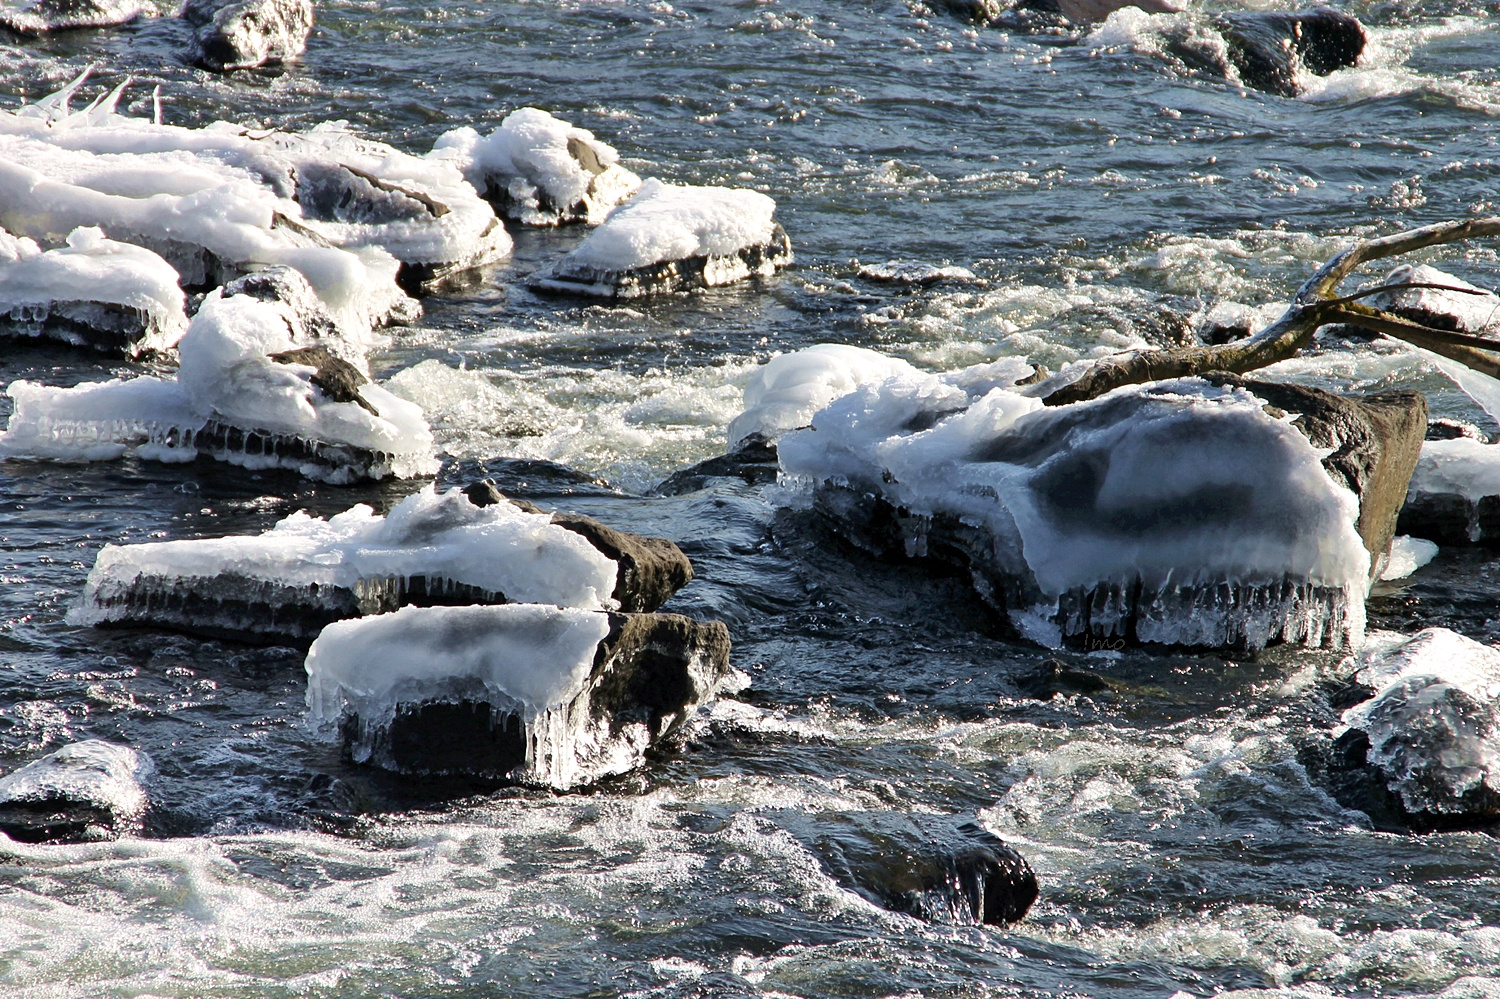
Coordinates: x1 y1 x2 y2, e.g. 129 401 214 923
529 179 792 298
0 225 188 356
181 0 313 72
1399 437 1500 545
773 365 1425 652
1369 263 1500 337
855 259 979 287
1334 628 1500 830
69 485 620 642
433 107 641 227
0 0 147 34
305 604 734 788
0 741 151 844
0 292 438 483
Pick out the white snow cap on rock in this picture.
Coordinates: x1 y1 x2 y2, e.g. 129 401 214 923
1408 437 1500 509
0 740 152 828
564 178 778 273
71 485 619 627
0 225 188 354
433 107 641 226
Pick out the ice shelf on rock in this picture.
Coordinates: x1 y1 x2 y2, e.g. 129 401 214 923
69 485 619 641
433 107 641 227
0 0 147 34
529 178 792 298
776 370 1374 651
1399 437 1500 545
305 604 734 789
181 0 314 72
1378 536 1438 582
0 225 188 355
1341 628 1500 822
0 740 151 844
0 291 438 483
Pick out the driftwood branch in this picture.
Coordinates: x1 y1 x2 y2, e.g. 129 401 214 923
1042 216 1500 406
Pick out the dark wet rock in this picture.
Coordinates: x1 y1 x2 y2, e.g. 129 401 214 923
181 0 313 72
1062 301 1199 350
1427 418 1489 443
938 0 1176 31
1014 657 1114 698
1197 304 1263 346
652 433 781 496
269 346 379 415
221 266 345 341
344 611 734 785
531 223 793 300
0 298 175 356
1212 9 1367 98
444 456 621 499
0 741 151 844
464 479 694 612
0 0 146 34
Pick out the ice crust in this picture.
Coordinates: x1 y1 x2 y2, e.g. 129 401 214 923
1409 437 1500 504
1 292 438 482
1379 535 1438 581
0 225 188 354
563 179 776 272
0 0 146 34
433 107 641 226
774 359 1371 649
0 740 151 826
1344 628 1500 816
70 485 619 633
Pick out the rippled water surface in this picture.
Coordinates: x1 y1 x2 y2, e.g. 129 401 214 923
4 2 1500 996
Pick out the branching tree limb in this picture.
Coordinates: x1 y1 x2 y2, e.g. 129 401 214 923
1042 216 1500 406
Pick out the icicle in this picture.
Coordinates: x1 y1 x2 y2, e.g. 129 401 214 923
21 65 95 123
74 77 131 127
152 85 161 127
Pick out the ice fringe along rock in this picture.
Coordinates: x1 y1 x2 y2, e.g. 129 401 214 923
762 347 1426 651
433 107 641 227
0 291 438 483
0 740 151 844
305 604 734 789
181 0 314 72
1332 628 1500 830
529 178 791 298
1400 436 1500 545
0 225 187 356
0 0 147 34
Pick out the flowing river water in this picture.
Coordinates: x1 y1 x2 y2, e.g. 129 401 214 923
3 1 1500 996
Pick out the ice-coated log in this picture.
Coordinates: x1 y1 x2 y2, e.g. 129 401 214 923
181 0 313 72
306 605 734 788
773 364 1422 652
433 107 641 226
69 485 617 641
1331 629 1500 831
0 225 188 356
0 741 151 844
461 480 693 613
0 0 147 34
529 179 792 299
0 292 438 483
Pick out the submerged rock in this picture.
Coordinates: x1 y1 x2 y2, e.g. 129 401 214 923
0 0 147 34
0 225 188 357
0 741 151 844
181 0 314 72
652 433 781 496
307 604 734 788
529 179 792 299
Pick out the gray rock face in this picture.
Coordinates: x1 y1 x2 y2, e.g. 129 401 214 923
0 0 146 34
530 224 793 300
181 0 313 72
344 611 734 785
0 741 151 844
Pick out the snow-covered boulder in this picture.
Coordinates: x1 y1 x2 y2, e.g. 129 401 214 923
766 356 1425 652
306 604 734 788
0 741 151 844
0 0 147 34
69 486 618 641
1400 437 1500 546
1369 264 1500 336
181 0 313 72
0 225 188 356
1332 629 1500 830
433 107 641 227
529 179 792 298
0 292 438 483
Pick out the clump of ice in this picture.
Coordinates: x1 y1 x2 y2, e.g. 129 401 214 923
0 0 147 34
432 107 641 226
1343 627 1500 816
0 225 188 354
1379 536 1438 582
1409 437 1500 506
1 292 438 482
70 485 619 629
0 740 152 827
778 371 1371 649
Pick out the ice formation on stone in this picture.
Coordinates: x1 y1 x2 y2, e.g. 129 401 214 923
433 107 641 226
530 179 792 298
181 0 314 73
0 225 188 355
1 292 437 482
0 740 152 843
69 485 618 639
0 0 146 34
1343 628 1500 817
1378 535 1438 582
775 369 1372 650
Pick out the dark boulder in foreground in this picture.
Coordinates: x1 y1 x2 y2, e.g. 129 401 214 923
180 0 314 72
0 0 146 34
309 604 735 788
0 741 151 844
